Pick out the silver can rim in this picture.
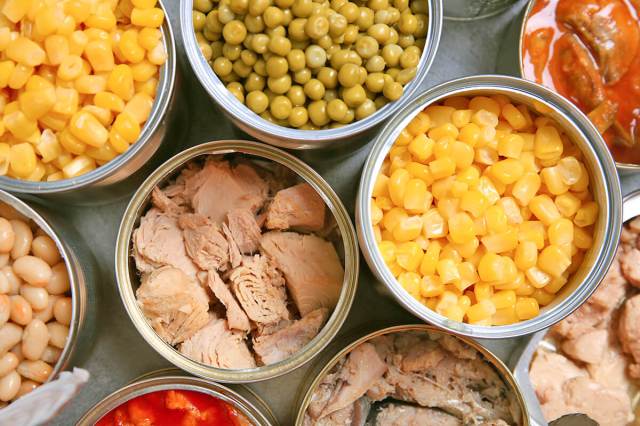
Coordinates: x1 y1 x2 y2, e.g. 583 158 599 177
75 375 275 426
356 74 622 339
0 190 85 383
517 0 639 172
0 0 178 194
294 324 530 425
115 140 359 382
179 0 443 149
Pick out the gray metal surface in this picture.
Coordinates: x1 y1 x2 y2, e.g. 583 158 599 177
41 0 640 424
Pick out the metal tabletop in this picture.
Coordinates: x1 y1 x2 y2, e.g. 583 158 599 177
46 0 640 424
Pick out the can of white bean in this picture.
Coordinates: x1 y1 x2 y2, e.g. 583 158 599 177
0 189 96 407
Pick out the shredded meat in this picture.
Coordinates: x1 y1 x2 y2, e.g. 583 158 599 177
227 209 262 254
178 213 229 272
266 183 326 231
207 270 250 332
617 294 640 378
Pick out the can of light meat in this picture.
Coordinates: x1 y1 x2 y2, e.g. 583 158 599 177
75 374 277 425
356 74 622 339
516 0 640 173
115 140 359 383
509 189 640 426
0 0 183 205
294 324 530 425
0 190 97 387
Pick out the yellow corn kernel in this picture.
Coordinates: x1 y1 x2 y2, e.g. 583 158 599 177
0 143 9 175
390 146 409 162
501 103 527 130
574 201 598 228
493 270 524 291
452 236 479 259
428 157 456 180
458 123 481 148
404 161 433 185
9 64 34 90
398 272 421 298
456 166 479 186
466 299 496 323
491 158 524 185
420 209 445 239
450 141 474 170
61 155 95 178
69 111 109 147
474 176 500 205
395 128 413 146
19 87 56 120
540 166 568 195
395 242 423 272
475 146 498 165
3 110 37 140
557 156 582 186
435 291 458 314
86 3 117 31
437 198 460 220
472 108 499 129
388 168 409 206
42 35 69 66
535 125 563 161
526 265 552 289
75 75 107 95
119 29 145 64
451 181 468 198
372 173 389 197
521 206 532 221
433 138 452 160
515 280 536 296
515 297 539 320
125 90 155 123
442 304 465 322
84 40 115 73
440 244 463 263
417 240 439 275
478 253 504 282
404 179 432 213
2 0 31 23
373 225 382 243
407 112 432 136
497 133 524 159
570 163 590 192
375 196 392 212
448 212 475 244
9 143 37 178
519 152 539 175
548 218 573 246
93 92 124 114
407 133 433 162
437 258 460 284
35 129 61 163
431 176 454 200
382 207 407 232
497 197 523 224
112 112 141 144
472 215 487 237
493 306 519 325
544 275 568 294
469 96 500 116
538 245 571 278
371 200 383 225
474 282 493 301
484 205 508 234
455 261 478 291
573 225 593 249
138 27 162 52
393 216 423 242
491 290 516 310
457 295 472 311
451 109 472 128
378 240 396 264
56 55 83 81
514 240 538 271
6 37 46 67
131 61 158 83
529 195 561 226
420 275 443 298
108 64 135 101
512 172 541 206
518 221 545 250
50 87 79 117
428 122 459 141
59 129 86 155
481 225 518 253
555 193 581 218
0 61 16 88
532 289 555 306
131 7 165 28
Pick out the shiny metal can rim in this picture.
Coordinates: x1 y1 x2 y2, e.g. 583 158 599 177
75 375 276 426
509 188 640 426
0 190 86 382
179 0 443 149
294 324 530 425
356 74 622 339
115 140 359 382
0 0 178 194
516 0 640 172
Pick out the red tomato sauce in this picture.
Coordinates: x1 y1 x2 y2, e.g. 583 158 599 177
96 389 251 426
522 0 640 164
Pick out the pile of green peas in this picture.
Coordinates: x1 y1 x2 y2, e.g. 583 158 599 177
192 0 428 129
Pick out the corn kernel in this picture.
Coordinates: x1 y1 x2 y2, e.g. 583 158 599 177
491 290 516 310
451 141 474 170
466 299 496 323
535 126 563 161
501 104 527 130
9 64 34 90
6 37 46 67
452 236 479 259
573 225 593 249
62 154 96 178
407 133 433 162
574 201 598 228
19 87 56 120
69 111 109 147
526 266 552 289
395 128 413 145
491 158 524 185
419 241 441 277
398 272 421 298
378 241 396 264
485 205 508 234
570 163 590 192
538 245 571 278
557 156 582 186
474 282 493 301
452 109 472 128
474 176 500 205
548 218 573 246
443 304 465 322
498 133 524 158
512 172 541 206
493 306 519 325
388 168 409 206
429 157 456 180
4 110 38 140
530 195 561 226
497 197 523 224
393 216 423 242
448 212 475 244
396 242 423 272
532 289 555 306
404 179 431 213
86 3 117 31
437 258 460 284
540 166 569 195
481 226 518 253
544 275 568 294
514 240 538 270
515 297 539 320
9 143 37 178
406 111 431 135
405 161 433 185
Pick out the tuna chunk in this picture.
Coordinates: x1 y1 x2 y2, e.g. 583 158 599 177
206 271 250 332
151 187 184 215
619 248 640 287
529 350 586 404
321 342 388 417
229 255 289 325
222 223 242 269
617 294 640 378
178 213 229 272
540 376 632 426
179 314 256 369
375 404 462 426
587 345 632 391
307 358 347 419
253 308 328 365
400 338 446 373
260 232 344 316
183 161 268 224
227 209 262 254
133 209 198 278
266 183 326 231
136 267 210 345
561 329 608 364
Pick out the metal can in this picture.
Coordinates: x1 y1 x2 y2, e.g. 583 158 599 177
444 0 519 21
0 0 182 204
356 75 622 339
75 374 276 425
0 190 96 387
294 324 530 425
517 0 640 173
179 0 443 150
115 140 359 382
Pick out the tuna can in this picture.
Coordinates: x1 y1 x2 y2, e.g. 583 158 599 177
517 0 640 173
294 324 530 425
0 190 96 393
510 189 640 426
179 0 443 150
356 75 622 339
75 374 276 425
115 140 359 382
0 0 181 204
444 0 519 21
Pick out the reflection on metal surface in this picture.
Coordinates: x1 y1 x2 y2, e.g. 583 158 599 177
444 0 518 20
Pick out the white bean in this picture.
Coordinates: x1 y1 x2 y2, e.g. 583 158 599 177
46 322 69 349
15 380 37 399
0 353 18 378
0 273 9 294
19 285 48 311
9 220 32 260
40 346 61 364
2 266 22 295
0 324 22 354
0 205 27 222
46 263 70 295
9 295 32 326
32 295 59 323
31 236 61 266
13 256 51 288
10 344 23 362
0 295 9 327
17 360 51 383
22 319 49 361
0 218 14 254
0 254 8 269
0 370 20 401
53 297 72 326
